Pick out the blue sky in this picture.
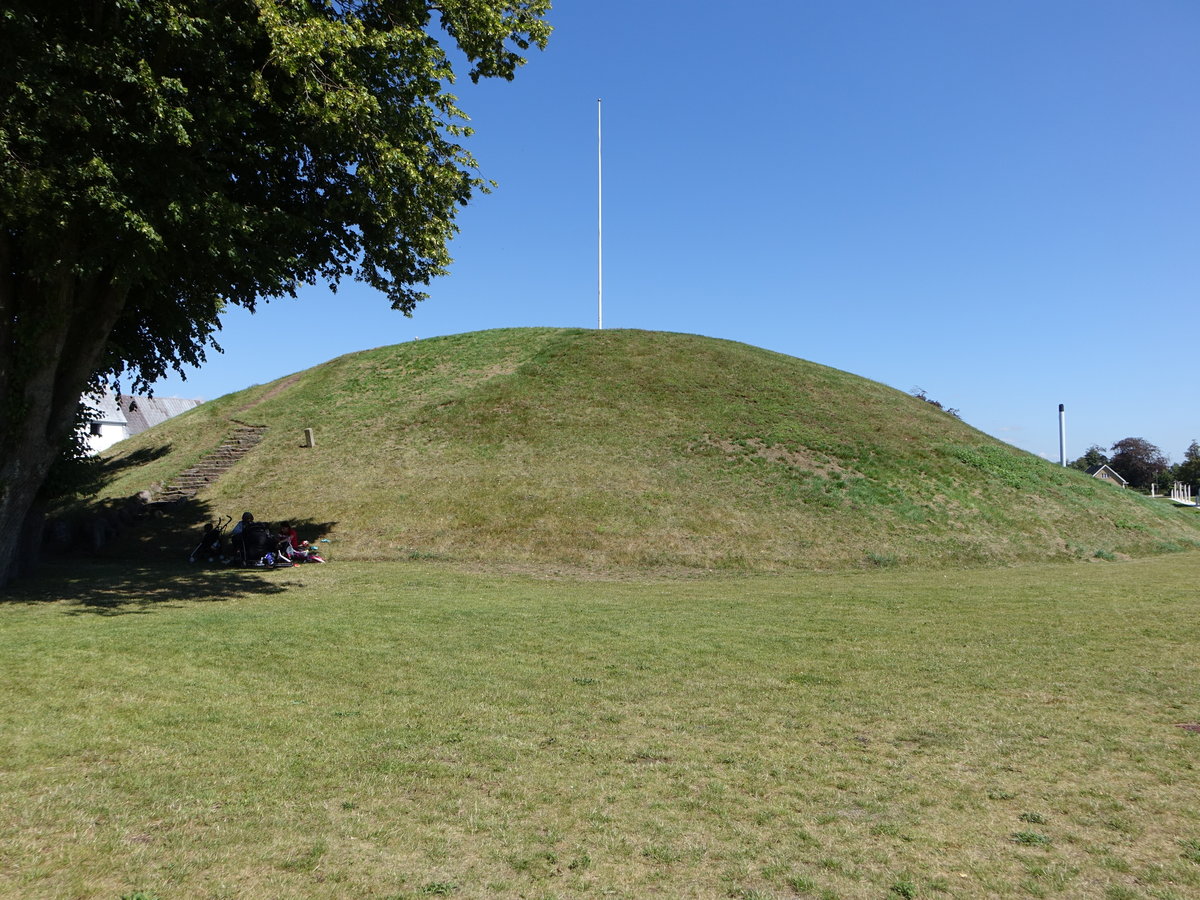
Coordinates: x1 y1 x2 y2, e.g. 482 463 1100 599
151 0 1199 463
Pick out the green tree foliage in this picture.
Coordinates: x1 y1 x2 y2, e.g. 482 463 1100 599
1175 440 1200 488
1069 444 1109 472
1108 437 1169 490
0 0 550 585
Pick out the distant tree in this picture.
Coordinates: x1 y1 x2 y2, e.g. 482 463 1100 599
1108 437 1170 490
1175 440 1200 488
910 387 961 418
1069 445 1108 472
1154 467 1177 495
0 0 551 586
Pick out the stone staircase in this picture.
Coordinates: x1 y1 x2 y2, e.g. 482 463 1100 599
153 423 267 504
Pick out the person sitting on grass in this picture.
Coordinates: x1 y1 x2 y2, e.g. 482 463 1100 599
229 512 280 567
230 511 254 538
277 522 326 563
190 521 223 563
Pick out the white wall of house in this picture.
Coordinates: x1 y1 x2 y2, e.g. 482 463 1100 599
85 420 130 454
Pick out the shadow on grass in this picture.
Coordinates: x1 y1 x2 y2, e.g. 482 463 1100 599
99 443 174 475
52 493 337 561
55 444 175 500
27 494 341 614
3 560 291 616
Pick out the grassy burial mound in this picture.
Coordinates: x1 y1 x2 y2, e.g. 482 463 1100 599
90 327 1200 572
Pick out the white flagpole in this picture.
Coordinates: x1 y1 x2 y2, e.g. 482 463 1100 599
597 97 603 330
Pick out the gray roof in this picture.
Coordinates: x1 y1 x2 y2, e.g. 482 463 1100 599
120 395 201 435
82 391 200 434
82 392 127 425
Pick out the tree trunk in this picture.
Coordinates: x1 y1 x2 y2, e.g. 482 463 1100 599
0 265 130 589
0 455 56 586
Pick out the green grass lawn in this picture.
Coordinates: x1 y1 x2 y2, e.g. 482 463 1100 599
84 329 1200 574
3 555 1200 899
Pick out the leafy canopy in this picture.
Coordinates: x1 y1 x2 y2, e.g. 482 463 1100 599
1 0 551 390
1108 437 1169 490
1175 440 1200 488
1068 444 1108 472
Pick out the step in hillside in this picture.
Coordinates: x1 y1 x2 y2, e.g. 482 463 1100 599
154 424 267 504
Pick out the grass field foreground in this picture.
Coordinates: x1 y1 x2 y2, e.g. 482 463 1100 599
3 555 1200 898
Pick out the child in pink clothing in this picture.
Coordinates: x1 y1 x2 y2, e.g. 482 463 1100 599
277 523 326 563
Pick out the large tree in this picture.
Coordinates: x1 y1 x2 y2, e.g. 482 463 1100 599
0 0 550 586
1068 444 1109 472
1176 440 1200 489
1108 437 1170 490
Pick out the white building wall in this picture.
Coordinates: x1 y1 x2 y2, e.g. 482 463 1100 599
85 421 130 454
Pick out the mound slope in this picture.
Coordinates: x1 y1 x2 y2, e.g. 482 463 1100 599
91 328 1200 572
